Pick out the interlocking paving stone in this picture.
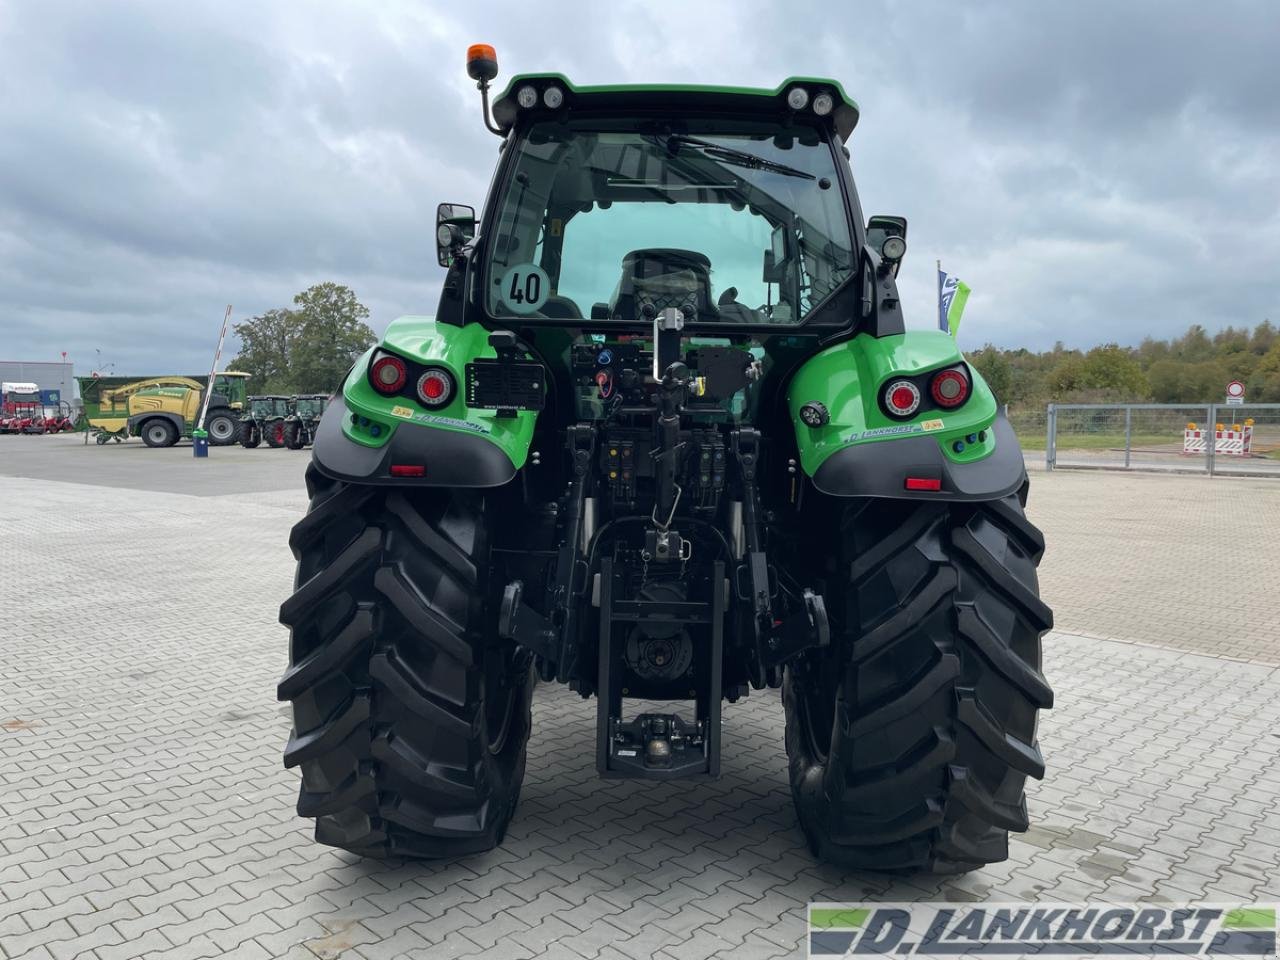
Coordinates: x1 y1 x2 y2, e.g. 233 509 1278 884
2 441 1278 959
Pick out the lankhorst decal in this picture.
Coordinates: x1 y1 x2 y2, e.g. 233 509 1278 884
413 413 490 434
808 903 1277 958
851 424 924 440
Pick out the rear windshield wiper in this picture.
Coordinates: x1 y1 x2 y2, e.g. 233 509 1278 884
661 134 816 181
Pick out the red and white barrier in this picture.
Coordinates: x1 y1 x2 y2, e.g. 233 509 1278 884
1183 422 1253 456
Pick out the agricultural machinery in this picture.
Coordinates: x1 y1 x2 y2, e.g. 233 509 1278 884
283 394 329 449
277 50 1053 873
239 396 293 448
84 373 249 447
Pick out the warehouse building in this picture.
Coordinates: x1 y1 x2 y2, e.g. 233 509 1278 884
0 360 76 405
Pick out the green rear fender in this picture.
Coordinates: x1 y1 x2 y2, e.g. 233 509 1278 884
787 331 1026 500
310 317 538 486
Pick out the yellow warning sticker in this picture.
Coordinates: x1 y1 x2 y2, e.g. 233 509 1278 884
391 405 414 419
921 419 945 432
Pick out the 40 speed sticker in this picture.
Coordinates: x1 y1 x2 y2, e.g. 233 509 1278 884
498 262 550 315
809 903 1277 958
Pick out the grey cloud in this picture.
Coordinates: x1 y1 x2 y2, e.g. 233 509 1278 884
0 0 1276 376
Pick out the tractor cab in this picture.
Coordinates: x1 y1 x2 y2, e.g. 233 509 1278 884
211 372 250 410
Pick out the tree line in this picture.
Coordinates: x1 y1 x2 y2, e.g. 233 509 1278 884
227 282 377 394
967 321 1280 409
229 285 1275 410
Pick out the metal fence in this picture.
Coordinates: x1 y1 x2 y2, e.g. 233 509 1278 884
1044 403 1280 477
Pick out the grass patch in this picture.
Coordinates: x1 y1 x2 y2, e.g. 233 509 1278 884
1017 433 1175 451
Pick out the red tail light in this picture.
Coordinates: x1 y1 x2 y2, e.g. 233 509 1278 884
371 354 407 394
390 464 425 477
883 379 921 417
930 368 970 408
416 369 453 407
905 477 942 491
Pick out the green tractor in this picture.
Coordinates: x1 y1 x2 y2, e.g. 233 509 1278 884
283 394 329 450
263 397 294 448
238 395 292 448
278 48 1053 873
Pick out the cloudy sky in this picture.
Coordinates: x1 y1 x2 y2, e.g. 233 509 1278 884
1 0 1276 375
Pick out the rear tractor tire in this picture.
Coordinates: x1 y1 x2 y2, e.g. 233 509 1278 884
278 465 534 858
206 410 238 446
265 420 287 448
283 420 306 450
784 485 1053 872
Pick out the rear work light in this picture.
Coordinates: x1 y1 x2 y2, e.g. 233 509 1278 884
371 354 407 394
883 379 921 418
930 367 970 408
417 369 453 407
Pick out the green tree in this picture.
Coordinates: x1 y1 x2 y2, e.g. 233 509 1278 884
1250 340 1280 401
290 283 377 393
967 345 1013 404
228 283 377 395
1171 324 1212 362
1147 360 1226 403
227 308 298 394
1077 344 1148 397
1250 320 1276 357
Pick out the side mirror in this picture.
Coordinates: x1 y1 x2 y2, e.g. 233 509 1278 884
436 203 477 267
762 223 789 283
866 215 907 277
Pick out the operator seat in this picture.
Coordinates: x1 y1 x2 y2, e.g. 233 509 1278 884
609 249 720 322
539 294 583 319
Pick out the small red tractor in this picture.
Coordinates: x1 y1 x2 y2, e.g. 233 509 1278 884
42 402 76 433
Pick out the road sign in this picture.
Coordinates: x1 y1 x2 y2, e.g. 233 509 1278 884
1226 380 1245 405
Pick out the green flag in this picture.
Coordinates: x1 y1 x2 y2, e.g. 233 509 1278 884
946 279 970 337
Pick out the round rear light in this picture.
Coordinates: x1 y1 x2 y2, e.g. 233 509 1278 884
417 369 453 407
799 401 829 428
371 355 406 394
884 379 921 417
930 369 970 408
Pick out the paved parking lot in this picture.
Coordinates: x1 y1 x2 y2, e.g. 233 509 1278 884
2 436 1279 960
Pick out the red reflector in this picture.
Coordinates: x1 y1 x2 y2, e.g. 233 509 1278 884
389 464 425 478
905 477 942 491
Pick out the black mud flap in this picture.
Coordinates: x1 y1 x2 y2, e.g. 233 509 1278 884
311 394 518 487
811 409 1027 501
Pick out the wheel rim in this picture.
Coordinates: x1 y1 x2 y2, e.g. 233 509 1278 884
798 656 838 765
147 424 169 444
208 417 233 441
484 647 521 755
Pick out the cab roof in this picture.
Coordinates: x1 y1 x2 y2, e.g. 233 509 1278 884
491 75 860 142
